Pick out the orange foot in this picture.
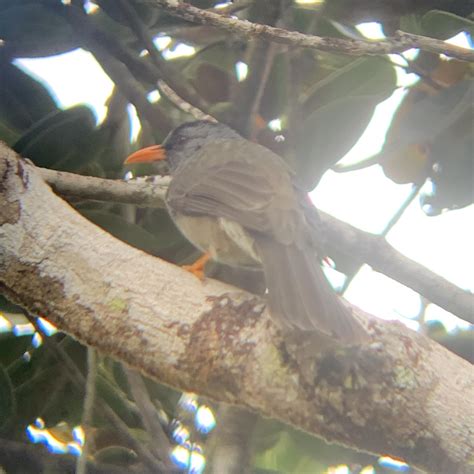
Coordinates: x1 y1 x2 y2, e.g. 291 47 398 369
182 253 210 280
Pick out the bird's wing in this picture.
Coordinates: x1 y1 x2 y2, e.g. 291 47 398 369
166 139 306 246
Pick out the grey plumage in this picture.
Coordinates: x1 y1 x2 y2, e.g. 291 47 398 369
163 121 366 343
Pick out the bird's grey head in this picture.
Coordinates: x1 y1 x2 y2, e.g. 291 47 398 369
162 121 241 172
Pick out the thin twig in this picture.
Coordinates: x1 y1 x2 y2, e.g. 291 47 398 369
381 184 421 236
125 368 175 470
230 2 283 135
340 184 421 294
136 1 474 62
158 79 217 121
77 348 98 474
248 42 278 140
117 0 211 115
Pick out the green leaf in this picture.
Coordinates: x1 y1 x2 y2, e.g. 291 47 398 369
399 13 424 35
421 10 474 39
185 41 242 75
421 113 474 214
379 80 473 163
13 105 97 171
96 0 159 28
0 120 19 145
0 61 58 137
79 91 132 178
295 95 383 189
0 4 79 57
259 52 290 121
302 57 397 116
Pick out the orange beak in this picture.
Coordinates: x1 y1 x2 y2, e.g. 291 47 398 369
124 145 167 164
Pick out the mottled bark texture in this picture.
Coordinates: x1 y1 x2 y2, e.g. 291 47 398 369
0 145 473 473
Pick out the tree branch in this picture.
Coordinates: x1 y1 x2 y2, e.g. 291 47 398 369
38 166 169 208
136 1 474 62
56 4 171 131
1 145 473 473
116 0 212 116
322 211 474 325
35 165 474 325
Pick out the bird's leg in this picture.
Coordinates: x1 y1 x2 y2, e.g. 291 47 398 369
182 252 211 280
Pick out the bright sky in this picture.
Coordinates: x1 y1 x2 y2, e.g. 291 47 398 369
14 20 473 333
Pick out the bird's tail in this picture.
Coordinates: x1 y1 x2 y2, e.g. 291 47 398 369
254 238 366 344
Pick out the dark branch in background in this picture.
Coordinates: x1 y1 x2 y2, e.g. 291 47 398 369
35 165 474 325
124 369 175 470
397 56 445 91
136 1 474 62
232 39 273 133
50 3 162 85
55 3 171 131
76 347 97 474
248 42 278 140
230 1 282 135
116 0 211 115
323 215 474 325
94 50 169 129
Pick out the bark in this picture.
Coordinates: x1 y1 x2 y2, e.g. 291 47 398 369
136 1 474 62
1 146 473 473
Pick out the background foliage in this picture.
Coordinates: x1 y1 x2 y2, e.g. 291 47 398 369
0 0 473 472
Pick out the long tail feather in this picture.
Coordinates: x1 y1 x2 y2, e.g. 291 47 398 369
254 238 366 343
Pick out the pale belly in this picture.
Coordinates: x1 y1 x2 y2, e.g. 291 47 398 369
172 213 261 268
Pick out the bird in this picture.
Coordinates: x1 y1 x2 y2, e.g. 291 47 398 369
125 120 366 343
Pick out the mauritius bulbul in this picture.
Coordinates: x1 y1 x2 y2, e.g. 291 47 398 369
125 120 366 343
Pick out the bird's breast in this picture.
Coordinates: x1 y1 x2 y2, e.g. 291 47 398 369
171 212 260 268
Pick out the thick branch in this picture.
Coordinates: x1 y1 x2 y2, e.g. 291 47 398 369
1 146 473 473
38 166 169 208
36 165 474 325
321 215 474 325
137 1 474 62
